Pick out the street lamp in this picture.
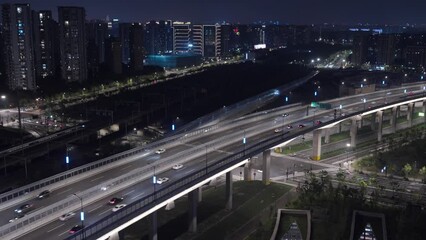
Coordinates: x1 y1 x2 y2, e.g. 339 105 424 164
242 130 246 155
282 113 289 136
346 143 351 171
65 144 70 170
72 193 84 239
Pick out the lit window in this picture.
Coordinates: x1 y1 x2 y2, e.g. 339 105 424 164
65 21 69 26
17 7 22 14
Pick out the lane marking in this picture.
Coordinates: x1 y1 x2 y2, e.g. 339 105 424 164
121 165 133 171
99 208 111 216
124 190 135 196
57 188 72 195
58 229 69 237
90 176 104 182
131 192 145 200
47 223 64 233
89 204 103 213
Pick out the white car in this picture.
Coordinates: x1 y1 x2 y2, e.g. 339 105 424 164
155 149 166 154
274 128 283 133
59 212 75 221
172 164 183 170
156 177 169 184
112 204 126 212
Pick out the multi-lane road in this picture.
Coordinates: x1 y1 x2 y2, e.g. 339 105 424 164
3 82 426 239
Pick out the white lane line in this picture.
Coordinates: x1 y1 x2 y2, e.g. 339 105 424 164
90 176 104 182
58 229 69 237
124 190 135 196
47 223 64 233
131 192 145 200
89 204 103 213
57 188 72 195
121 165 133 171
99 208 111 216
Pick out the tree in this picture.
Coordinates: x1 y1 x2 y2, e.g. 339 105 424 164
419 166 426 182
402 163 412 177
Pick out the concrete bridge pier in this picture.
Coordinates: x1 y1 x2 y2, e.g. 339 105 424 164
377 111 383 142
371 112 377 131
391 106 397 133
407 103 414 127
312 129 322 161
244 161 252 181
350 117 358 148
324 128 330 144
149 212 158 240
188 189 198 233
423 100 426 123
226 172 233 210
262 149 271 184
106 231 120 240
198 187 203 203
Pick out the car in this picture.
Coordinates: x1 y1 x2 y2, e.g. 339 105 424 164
315 120 322 125
298 124 305 128
156 177 169 184
37 190 50 199
274 128 283 133
9 214 25 223
112 204 126 212
69 225 83 234
155 148 166 154
14 204 33 214
287 125 293 129
109 197 124 205
172 164 183 170
101 184 112 191
59 212 75 221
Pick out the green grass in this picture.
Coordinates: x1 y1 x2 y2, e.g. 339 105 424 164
189 182 292 240
328 131 350 143
283 142 312 154
321 148 346 159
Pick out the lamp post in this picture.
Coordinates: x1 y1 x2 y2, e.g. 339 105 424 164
346 143 351 171
153 165 157 201
72 193 84 239
243 130 246 156
282 113 288 137
65 144 70 170
205 145 208 174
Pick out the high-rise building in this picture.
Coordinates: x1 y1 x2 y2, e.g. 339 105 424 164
105 37 122 74
107 18 120 38
172 22 191 54
33 10 57 80
1 3 36 91
58 6 87 83
129 22 144 73
376 34 396 66
119 23 131 65
404 46 426 68
193 24 221 58
144 20 173 55
352 34 370 65
86 20 108 78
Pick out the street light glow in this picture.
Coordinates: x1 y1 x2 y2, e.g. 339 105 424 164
1 95 5 100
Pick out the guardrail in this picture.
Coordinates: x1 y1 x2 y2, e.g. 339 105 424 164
2 92 426 239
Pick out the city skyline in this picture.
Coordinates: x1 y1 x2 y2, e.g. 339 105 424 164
3 0 426 25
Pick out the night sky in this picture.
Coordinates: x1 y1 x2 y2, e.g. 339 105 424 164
4 0 426 25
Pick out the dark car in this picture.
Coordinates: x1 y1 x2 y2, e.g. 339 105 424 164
14 204 33 214
9 214 25 223
37 190 50 199
109 197 124 205
298 124 305 128
287 125 293 129
69 225 84 234
315 120 322 125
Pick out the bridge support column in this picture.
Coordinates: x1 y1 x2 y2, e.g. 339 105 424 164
377 111 383 142
262 150 271 184
391 106 397 133
396 105 400 117
312 129 322 161
324 128 330 144
226 171 233 210
244 162 252 181
149 211 158 240
107 231 120 240
188 190 198 233
350 117 357 148
423 100 426 123
407 103 414 127
198 187 203 203
371 112 377 131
